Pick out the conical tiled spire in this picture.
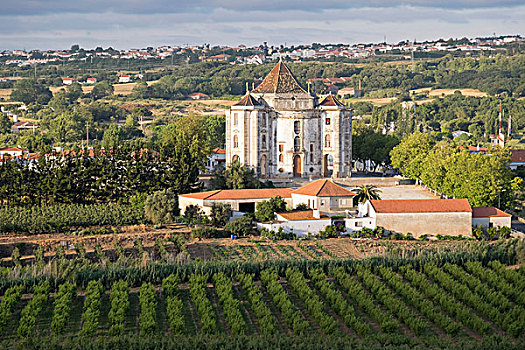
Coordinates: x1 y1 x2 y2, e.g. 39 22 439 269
252 61 307 94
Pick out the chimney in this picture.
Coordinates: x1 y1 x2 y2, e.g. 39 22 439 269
313 209 320 219
358 79 362 90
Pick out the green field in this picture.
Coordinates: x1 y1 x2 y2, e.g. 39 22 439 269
0 252 524 349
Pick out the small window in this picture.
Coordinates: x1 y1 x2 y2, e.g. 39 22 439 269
309 144 314 162
279 154 284 163
355 222 362 228
261 113 266 127
294 136 301 152
325 118 331 125
294 121 300 134
341 199 346 205
262 134 266 148
233 135 239 148
324 135 331 148
279 144 284 152
320 200 325 206
233 113 238 126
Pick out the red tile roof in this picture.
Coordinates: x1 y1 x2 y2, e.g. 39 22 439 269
276 210 329 221
0 146 26 153
233 94 260 107
318 94 345 107
252 61 307 94
292 179 356 197
472 207 511 218
180 188 293 200
370 199 472 214
212 148 226 155
510 149 525 162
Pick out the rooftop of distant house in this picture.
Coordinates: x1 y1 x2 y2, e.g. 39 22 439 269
369 198 472 214
292 179 356 197
276 210 330 221
180 188 294 200
472 207 511 218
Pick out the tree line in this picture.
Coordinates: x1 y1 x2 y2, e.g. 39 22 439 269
390 132 515 207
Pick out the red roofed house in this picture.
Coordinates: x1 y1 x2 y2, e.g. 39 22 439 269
11 121 38 133
258 209 332 237
61 77 76 85
85 78 97 84
188 92 210 100
179 179 356 216
291 179 356 211
205 148 226 173
351 199 474 238
472 207 512 229
509 149 525 170
0 146 27 157
119 75 131 83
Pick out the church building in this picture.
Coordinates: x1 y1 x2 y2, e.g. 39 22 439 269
225 61 352 179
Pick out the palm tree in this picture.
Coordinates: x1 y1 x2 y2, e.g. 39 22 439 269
354 185 382 203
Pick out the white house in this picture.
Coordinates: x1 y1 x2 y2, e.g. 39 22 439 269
62 77 76 85
257 209 331 237
509 150 525 170
119 75 131 83
472 207 512 229
205 148 226 173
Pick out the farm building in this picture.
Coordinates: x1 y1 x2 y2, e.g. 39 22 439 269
179 179 356 216
257 209 331 237
472 207 512 229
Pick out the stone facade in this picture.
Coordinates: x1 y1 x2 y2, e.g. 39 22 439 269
225 62 352 179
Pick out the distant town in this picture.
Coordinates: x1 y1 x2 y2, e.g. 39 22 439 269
1 34 522 68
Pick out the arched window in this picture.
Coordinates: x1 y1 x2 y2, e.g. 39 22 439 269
294 121 300 134
279 154 284 163
233 135 239 148
294 136 301 152
309 144 314 162
232 155 239 163
233 113 238 126
324 135 331 148
262 134 266 148
325 117 331 125
261 113 266 127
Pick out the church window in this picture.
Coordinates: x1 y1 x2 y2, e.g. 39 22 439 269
309 144 314 162
325 117 331 125
279 144 284 152
233 113 238 126
279 154 284 163
233 135 239 148
262 134 266 148
261 113 266 127
294 121 300 134
294 136 301 152
325 135 331 148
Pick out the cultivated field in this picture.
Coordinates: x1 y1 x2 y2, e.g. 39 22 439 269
428 88 488 97
0 258 523 348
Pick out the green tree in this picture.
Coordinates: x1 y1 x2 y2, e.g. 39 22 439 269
102 125 123 149
211 160 262 189
210 203 232 227
390 132 435 179
203 115 225 149
0 113 11 134
255 196 287 222
184 205 203 226
224 216 253 236
144 189 178 225
10 79 52 104
66 82 83 102
354 185 382 203
91 81 114 100
157 115 210 195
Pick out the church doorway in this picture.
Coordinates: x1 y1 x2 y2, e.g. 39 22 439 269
260 155 267 179
293 155 301 177
323 154 333 177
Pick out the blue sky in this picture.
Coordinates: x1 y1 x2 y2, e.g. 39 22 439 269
1 1 524 50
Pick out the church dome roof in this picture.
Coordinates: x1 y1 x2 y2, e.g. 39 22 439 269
318 94 345 107
252 61 307 94
233 93 260 107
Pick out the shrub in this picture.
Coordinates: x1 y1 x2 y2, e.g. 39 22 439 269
318 226 338 239
224 216 253 236
192 226 221 239
145 189 178 225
